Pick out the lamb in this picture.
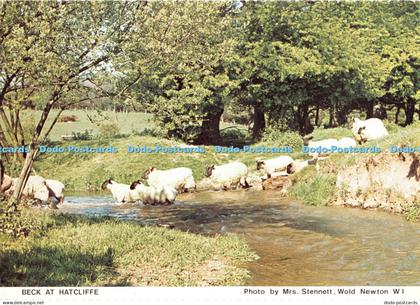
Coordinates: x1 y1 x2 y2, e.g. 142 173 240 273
130 180 177 205
303 135 339 158
351 118 389 143
205 161 249 190
101 178 134 204
256 156 294 178
45 179 65 204
142 167 196 193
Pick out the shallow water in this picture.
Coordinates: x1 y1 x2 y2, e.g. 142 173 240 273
60 191 420 285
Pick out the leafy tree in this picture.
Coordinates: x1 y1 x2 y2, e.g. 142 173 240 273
0 1 139 201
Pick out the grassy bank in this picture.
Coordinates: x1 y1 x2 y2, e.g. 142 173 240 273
31 120 420 222
288 121 420 221
0 208 257 286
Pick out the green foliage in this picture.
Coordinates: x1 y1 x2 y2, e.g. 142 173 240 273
290 173 337 206
220 127 249 145
71 129 93 141
403 205 420 222
261 128 303 151
98 122 121 139
0 209 257 286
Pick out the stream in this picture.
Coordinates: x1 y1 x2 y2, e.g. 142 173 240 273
59 191 420 285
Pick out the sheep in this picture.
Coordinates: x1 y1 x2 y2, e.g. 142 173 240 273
205 161 249 190
286 158 318 174
351 118 389 143
336 137 357 148
6 176 50 203
45 179 65 204
0 162 13 194
0 174 13 193
256 156 294 178
142 167 196 193
101 178 133 204
303 135 339 158
130 180 177 205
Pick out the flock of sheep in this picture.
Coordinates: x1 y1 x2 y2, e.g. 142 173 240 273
0 117 389 207
0 174 64 209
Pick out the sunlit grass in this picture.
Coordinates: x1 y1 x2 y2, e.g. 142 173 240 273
0 209 257 286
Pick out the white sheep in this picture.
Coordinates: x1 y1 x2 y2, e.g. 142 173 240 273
351 118 389 143
205 161 249 190
336 137 357 148
286 158 318 174
0 173 13 193
130 180 177 205
101 178 133 204
142 167 196 192
303 136 339 158
256 156 294 178
46 179 65 204
7 176 50 203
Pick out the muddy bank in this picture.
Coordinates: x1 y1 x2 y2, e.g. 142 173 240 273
335 152 420 212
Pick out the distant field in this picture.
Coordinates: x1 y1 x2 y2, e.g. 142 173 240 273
22 109 246 141
22 110 155 141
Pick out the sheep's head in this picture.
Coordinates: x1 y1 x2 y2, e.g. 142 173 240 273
356 126 368 144
101 178 113 190
303 134 314 145
204 165 215 177
286 163 295 174
256 160 265 170
142 167 156 179
130 180 142 190
351 117 363 134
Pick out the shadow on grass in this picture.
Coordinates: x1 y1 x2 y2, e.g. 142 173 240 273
0 244 121 286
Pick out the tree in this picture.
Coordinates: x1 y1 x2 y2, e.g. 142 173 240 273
0 1 139 201
117 1 238 144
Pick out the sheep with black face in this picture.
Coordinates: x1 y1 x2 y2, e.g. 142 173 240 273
205 161 249 190
142 166 195 193
130 180 177 205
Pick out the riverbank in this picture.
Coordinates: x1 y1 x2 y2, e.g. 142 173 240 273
31 123 420 221
0 207 257 286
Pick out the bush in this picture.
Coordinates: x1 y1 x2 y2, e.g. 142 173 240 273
261 127 303 150
383 120 400 134
220 127 249 145
71 129 93 141
135 127 166 138
58 114 78 122
98 122 120 139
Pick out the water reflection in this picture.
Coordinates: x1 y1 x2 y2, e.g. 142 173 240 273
60 191 420 285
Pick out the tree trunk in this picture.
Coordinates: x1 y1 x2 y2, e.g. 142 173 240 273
196 107 223 145
329 107 334 127
365 100 374 119
12 97 57 200
315 106 321 127
252 105 265 140
297 104 312 134
404 98 416 126
395 106 401 124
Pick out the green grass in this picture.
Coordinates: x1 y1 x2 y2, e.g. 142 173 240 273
290 121 420 210
289 172 337 206
0 208 257 286
35 134 309 191
22 109 154 141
